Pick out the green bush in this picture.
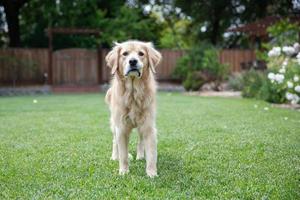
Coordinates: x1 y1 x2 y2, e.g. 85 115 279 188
241 69 266 98
183 71 204 91
228 73 244 91
257 19 300 61
229 70 286 103
173 43 228 91
258 80 286 103
240 68 299 104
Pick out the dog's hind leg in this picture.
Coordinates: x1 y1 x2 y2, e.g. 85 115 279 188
136 131 145 160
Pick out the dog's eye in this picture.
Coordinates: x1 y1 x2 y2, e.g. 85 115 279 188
138 51 144 56
122 52 128 56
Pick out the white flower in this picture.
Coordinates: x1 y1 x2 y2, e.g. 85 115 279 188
294 75 299 82
291 94 299 104
295 85 300 93
268 47 281 57
282 59 288 67
294 42 300 53
286 92 300 104
33 99 38 103
286 92 294 100
296 53 300 65
284 117 288 120
282 46 295 56
275 73 284 83
279 68 286 73
287 81 294 88
268 72 275 80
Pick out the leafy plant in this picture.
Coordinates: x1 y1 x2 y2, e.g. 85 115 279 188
257 19 300 61
173 43 228 91
242 43 300 104
228 73 244 91
182 71 204 91
265 44 300 104
241 69 266 98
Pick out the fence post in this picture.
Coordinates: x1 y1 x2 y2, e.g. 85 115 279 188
47 27 53 85
97 45 102 84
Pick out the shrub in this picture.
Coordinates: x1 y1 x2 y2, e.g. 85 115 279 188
243 19 300 104
173 43 228 91
242 44 300 104
183 71 204 91
258 79 286 103
265 44 300 104
256 19 300 61
241 69 266 98
228 73 244 91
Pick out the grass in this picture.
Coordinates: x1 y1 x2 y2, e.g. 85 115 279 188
0 93 299 199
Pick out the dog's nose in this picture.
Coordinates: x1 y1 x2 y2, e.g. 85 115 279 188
129 59 137 67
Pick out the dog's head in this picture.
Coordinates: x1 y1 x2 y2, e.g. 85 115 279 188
105 41 161 79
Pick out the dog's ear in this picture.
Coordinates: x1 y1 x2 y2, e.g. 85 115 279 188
106 43 120 75
146 42 162 74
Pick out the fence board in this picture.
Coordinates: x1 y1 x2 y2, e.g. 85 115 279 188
0 48 256 85
52 48 98 86
219 49 256 72
0 48 48 85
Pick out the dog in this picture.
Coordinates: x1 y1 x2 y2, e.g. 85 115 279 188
105 40 162 177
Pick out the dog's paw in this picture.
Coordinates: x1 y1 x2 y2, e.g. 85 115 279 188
136 154 145 160
146 169 157 178
110 155 118 161
119 168 129 175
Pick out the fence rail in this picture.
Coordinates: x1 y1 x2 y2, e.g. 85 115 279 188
219 49 256 72
0 48 48 85
0 48 256 85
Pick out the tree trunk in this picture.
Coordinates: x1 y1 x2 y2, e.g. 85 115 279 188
3 3 21 47
1 0 28 47
210 17 220 45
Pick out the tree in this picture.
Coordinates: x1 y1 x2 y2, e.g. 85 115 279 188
175 0 294 46
18 0 161 49
175 0 234 45
0 0 28 47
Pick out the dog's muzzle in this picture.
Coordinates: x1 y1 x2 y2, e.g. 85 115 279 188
126 58 142 77
125 67 141 77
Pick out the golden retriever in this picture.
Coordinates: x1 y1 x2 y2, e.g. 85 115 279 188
105 40 162 177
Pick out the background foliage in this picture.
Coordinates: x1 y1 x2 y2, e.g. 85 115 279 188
173 43 229 91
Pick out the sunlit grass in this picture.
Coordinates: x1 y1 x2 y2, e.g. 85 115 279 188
0 93 299 199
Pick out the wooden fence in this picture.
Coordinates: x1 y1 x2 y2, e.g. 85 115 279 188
0 48 256 85
52 48 98 85
219 49 256 72
0 48 48 85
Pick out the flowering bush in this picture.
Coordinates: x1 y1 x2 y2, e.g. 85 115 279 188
267 43 300 104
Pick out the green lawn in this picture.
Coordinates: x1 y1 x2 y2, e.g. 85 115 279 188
0 93 299 199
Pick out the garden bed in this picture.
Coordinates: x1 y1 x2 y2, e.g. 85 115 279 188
0 85 51 96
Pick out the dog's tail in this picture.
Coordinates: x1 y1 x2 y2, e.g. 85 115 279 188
105 88 112 105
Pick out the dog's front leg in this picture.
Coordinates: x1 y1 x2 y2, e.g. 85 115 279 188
139 125 157 177
111 121 119 160
116 126 131 175
136 132 144 160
